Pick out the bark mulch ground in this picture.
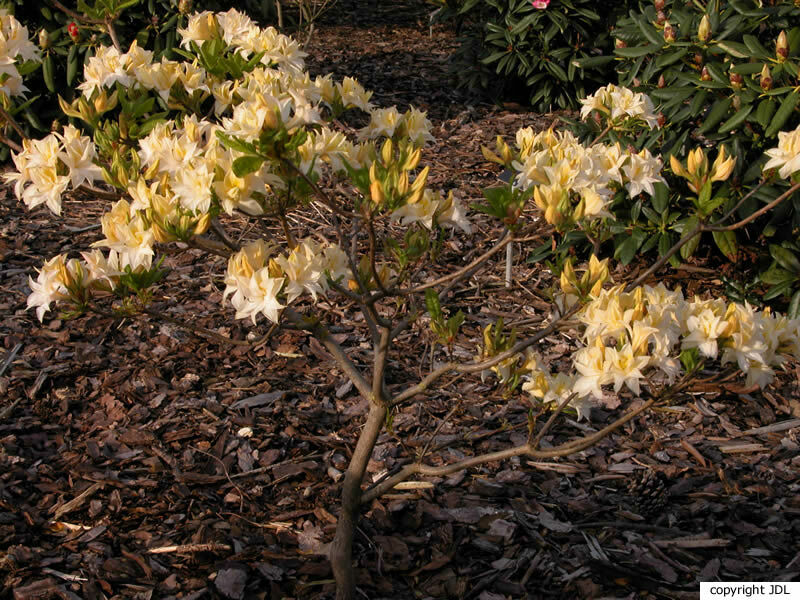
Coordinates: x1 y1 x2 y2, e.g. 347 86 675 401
2 1 800 599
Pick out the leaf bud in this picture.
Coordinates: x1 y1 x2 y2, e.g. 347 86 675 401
700 66 711 82
615 38 627 49
776 30 788 63
760 64 772 91
38 29 50 50
663 21 676 44
697 15 711 43
657 74 666 88
657 112 666 128
729 71 743 90
178 0 193 14
656 11 667 26
732 95 741 111
654 0 665 10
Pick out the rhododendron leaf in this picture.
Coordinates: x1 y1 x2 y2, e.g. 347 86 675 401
712 230 738 261
765 91 799 138
789 290 800 319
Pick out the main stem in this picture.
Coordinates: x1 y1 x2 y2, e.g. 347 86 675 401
331 402 386 600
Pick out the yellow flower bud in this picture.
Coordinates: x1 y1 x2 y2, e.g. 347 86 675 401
710 146 736 182
669 154 687 179
194 213 211 235
396 171 409 196
151 223 174 244
697 15 711 43
560 259 578 295
58 96 82 120
38 29 49 50
369 179 384 204
481 144 504 165
381 138 393 165
404 147 421 171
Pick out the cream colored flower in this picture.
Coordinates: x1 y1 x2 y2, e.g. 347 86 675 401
764 126 800 179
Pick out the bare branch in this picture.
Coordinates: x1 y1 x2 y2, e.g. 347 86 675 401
706 180 800 233
0 104 28 142
361 397 655 504
390 301 582 407
210 218 241 251
48 0 105 24
402 230 513 294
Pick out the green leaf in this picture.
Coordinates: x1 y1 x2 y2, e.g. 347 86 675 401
652 182 669 214
66 45 79 87
425 289 442 320
615 44 661 58
765 90 799 138
718 104 753 133
763 279 795 300
714 41 749 58
712 230 738 261
755 97 777 129
215 131 258 155
232 155 264 177
770 244 800 274
742 34 770 59
760 266 796 285
679 216 701 260
698 97 733 134
788 290 800 319
42 53 55 94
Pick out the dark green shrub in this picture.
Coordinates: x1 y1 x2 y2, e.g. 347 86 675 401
436 0 631 110
564 0 800 308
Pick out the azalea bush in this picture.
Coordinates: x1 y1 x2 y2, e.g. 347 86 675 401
434 0 630 110
0 0 280 156
5 6 800 600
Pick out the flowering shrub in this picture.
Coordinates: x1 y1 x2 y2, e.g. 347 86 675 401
434 0 631 110
5 6 800 600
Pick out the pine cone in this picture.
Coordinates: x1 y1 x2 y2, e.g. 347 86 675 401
627 469 668 516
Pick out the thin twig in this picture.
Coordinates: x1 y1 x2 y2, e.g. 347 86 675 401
147 543 232 554
390 301 582 407
0 105 27 141
48 0 105 24
403 230 513 294
706 180 800 232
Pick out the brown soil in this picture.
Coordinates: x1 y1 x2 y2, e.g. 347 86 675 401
2 1 800 599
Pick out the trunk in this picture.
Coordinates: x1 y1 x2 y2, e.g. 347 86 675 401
330 403 386 600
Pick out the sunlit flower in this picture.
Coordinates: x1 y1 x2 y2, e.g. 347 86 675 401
763 126 800 179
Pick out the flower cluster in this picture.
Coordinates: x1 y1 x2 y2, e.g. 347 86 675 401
178 9 306 73
0 11 40 97
4 125 102 215
358 105 435 146
223 238 351 324
390 188 471 233
522 284 800 417
764 124 800 180
579 83 660 130
505 128 664 227
27 251 121 321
